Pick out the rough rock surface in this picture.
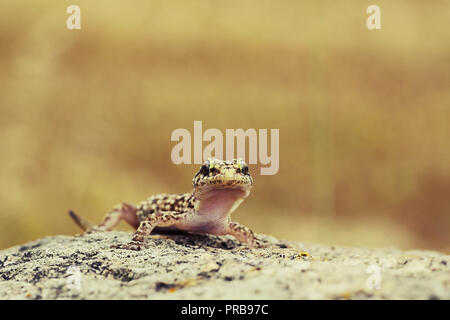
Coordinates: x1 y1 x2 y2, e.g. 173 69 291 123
0 231 448 300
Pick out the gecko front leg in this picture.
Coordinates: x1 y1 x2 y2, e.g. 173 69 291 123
227 221 263 248
111 210 191 250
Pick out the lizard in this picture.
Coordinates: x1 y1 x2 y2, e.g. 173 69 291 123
68 158 262 250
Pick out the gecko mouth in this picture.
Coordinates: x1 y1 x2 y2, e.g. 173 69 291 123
193 176 252 199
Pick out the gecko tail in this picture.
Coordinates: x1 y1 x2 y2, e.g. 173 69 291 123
68 210 92 231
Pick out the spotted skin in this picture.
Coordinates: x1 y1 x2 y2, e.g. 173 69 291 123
69 158 261 250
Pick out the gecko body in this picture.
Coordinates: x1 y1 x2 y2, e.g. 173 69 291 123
69 158 260 250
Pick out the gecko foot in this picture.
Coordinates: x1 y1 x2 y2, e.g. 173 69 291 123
74 227 106 237
111 241 144 251
243 238 269 249
252 239 268 249
230 239 266 251
85 227 107 234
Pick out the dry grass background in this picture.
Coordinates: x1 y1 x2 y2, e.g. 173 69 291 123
0 1 449 251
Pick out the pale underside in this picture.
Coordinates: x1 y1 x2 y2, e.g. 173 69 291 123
171 188 247 235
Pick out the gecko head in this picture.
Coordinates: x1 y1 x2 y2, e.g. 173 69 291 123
192 158 253 199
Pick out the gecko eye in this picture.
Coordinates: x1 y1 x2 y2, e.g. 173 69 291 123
241 165 249 175
200 164 210 176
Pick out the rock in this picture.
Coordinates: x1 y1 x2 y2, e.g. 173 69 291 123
0 231 448 299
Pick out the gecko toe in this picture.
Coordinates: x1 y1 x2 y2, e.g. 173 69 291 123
111 242 144 251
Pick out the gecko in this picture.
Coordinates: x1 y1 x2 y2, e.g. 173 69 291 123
69 158 262 250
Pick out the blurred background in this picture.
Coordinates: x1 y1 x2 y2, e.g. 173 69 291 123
1 1 449 251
